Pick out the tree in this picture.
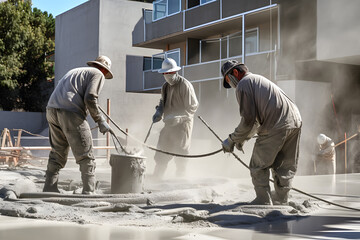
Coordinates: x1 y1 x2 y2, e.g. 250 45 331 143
0 0 55 112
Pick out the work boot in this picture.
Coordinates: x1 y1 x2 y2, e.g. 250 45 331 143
79 160 96 194
250 187 273 205
43 170 60 193
81 174 96 194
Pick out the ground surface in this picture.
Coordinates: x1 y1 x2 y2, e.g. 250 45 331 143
0 163 359 239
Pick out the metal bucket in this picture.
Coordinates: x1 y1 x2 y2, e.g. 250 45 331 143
109 153 146 194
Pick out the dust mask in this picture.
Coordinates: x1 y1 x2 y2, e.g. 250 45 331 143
227 74 239 88
164 73 177 85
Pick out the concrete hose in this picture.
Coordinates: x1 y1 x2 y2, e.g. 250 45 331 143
19 189 201 206
101 106 223 159
197 115 360 212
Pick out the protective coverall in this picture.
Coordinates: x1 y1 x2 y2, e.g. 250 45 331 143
44 67 106 194
315 137 336 174
230 72 302 204
153 74 198 178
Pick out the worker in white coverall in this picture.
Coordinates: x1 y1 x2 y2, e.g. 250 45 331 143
43 56 113 194
315 133 336 175
221 60 302 205
152 58 199 179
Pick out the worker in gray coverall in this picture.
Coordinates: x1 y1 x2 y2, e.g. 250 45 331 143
221 60 302 205
315 133 336 175
43 56 113 194
152 58 199 179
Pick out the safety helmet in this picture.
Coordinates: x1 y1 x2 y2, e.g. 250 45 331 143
221 60 246 88
317 134 327 145
158 58 181 73
87 55 113 79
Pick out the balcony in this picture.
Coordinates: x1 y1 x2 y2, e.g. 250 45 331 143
133 0 277 49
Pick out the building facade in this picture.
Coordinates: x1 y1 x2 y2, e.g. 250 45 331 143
128 0 360 174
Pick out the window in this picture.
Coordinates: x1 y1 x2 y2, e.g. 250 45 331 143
188 0 216 9
195 29 259 64
149 49 180 71
200 0 215 4
153 0 181 21
152 53 165 70
228 32 242 57
153 0 166 20
245 30 258 54
200 38 220 62
166 50 180 66
143 57 152 71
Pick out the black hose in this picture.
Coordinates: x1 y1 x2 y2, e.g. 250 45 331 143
99 106 222 158
197 115 360 212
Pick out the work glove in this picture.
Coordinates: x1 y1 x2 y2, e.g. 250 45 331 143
152 110 162 123
152 103 163 123
222 136 235 153
97 116 111 134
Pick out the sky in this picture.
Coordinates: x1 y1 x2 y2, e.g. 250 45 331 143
31 0 89 17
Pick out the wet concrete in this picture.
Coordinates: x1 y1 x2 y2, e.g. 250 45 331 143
0 174 359 240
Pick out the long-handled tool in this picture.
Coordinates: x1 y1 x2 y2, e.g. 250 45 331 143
198 115 360 211
144 122 154 144
99 106 222 158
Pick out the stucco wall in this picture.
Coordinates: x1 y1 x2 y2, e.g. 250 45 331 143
0 111 47 135
54 0 100 82
97 0 162 142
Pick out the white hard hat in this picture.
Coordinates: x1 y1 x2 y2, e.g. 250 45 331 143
87 55 113 79
317 134 327 145
158 58 181 73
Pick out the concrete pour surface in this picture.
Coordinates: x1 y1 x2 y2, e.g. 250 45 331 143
0 163 359 240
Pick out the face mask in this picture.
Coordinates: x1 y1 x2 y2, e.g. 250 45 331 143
164 73 177 85
227 74 239 88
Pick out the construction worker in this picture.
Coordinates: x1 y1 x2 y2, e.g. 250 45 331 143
43 56 113 194
221 60 302 205
152 58 199 179
314 134 336 175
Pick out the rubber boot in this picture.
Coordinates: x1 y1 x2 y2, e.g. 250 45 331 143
79 160 96 195
250 187 273 205
273 174 290 205
272 188 289 205
43 170 60 193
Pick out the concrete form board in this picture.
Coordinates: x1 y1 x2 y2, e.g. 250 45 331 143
317 0 360 65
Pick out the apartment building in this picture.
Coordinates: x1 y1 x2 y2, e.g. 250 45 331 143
128 0 360 174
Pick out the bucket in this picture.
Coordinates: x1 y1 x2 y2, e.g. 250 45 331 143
109 153 146 194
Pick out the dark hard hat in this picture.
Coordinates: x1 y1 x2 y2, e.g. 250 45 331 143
221 60 244 88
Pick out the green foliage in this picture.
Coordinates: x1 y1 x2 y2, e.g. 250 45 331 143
0 0 55 112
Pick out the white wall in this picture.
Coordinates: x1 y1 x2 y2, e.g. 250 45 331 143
97 0 161 145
